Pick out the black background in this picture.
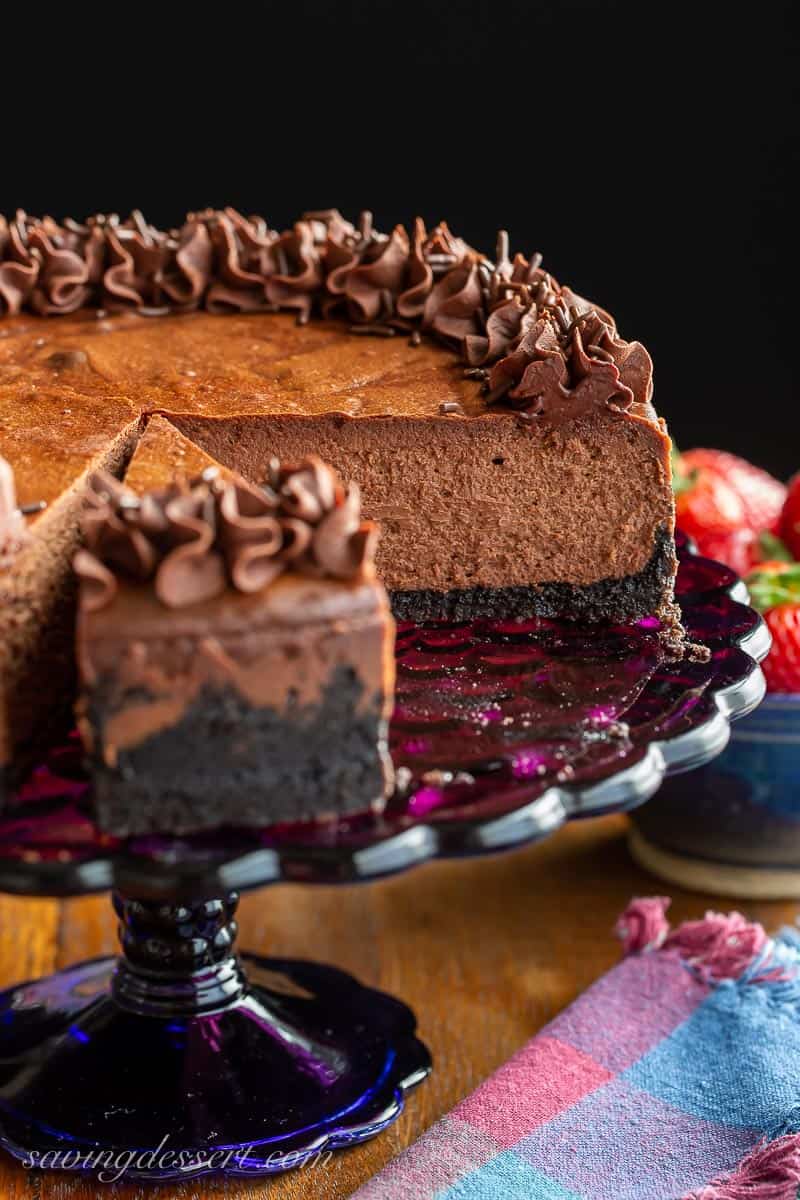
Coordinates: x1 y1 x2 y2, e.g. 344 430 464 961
3 1 796 476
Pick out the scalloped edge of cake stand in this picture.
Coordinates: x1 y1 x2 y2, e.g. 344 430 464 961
0 949 431 1181
0 565 771 901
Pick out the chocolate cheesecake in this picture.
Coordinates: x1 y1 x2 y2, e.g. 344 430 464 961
74 442 394 834
1 206 678 804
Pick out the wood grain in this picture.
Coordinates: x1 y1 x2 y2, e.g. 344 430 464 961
1 815 797 1198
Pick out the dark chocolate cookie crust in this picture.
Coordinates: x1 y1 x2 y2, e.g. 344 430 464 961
88 667 389 837
390 527 677 625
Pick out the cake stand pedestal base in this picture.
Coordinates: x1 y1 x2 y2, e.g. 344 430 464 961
628 828 800 900
0 892 430 1181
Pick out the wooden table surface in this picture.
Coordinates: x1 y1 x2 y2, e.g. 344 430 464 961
0 813 797 1199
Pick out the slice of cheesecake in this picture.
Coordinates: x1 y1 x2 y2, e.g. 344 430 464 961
123 413 221 491
74 430 395 835
0 380 140 804
1 207 681 806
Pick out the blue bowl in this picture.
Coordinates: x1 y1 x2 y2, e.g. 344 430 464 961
630 694 800 895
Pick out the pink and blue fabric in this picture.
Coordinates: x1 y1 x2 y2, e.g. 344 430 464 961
354 898 800 1200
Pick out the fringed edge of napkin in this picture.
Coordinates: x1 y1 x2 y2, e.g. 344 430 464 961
617 898 800 1200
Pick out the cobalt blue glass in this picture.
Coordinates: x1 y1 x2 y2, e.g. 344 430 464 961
0 892 430 1179
0 534 770 1179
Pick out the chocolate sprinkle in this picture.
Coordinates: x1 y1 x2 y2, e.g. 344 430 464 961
347 323 396 337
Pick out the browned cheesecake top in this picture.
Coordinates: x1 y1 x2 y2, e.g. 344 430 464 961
1 208 654 421
123 414 218 491
0 306 659 427
0 310 484 418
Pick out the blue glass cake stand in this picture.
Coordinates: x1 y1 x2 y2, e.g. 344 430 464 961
0 534 769 1181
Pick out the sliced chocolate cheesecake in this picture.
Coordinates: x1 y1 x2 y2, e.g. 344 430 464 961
0 252 675 628
156 313 674 625
1 205 680 807
74 438 394 834
0 381 140 805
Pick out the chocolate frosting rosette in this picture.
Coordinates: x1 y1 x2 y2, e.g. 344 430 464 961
74 457 379 611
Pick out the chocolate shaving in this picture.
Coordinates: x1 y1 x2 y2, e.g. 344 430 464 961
347 323 396 337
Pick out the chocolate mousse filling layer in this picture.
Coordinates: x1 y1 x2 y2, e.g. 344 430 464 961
169 399 675 628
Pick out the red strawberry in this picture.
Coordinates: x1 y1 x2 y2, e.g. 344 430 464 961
746 562 800 693
762 607 800 692
673 453 745 543
692 527 759 576
680 449 786 534
781 473 800 560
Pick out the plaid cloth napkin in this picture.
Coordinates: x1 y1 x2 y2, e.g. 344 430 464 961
353 898 800 1200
